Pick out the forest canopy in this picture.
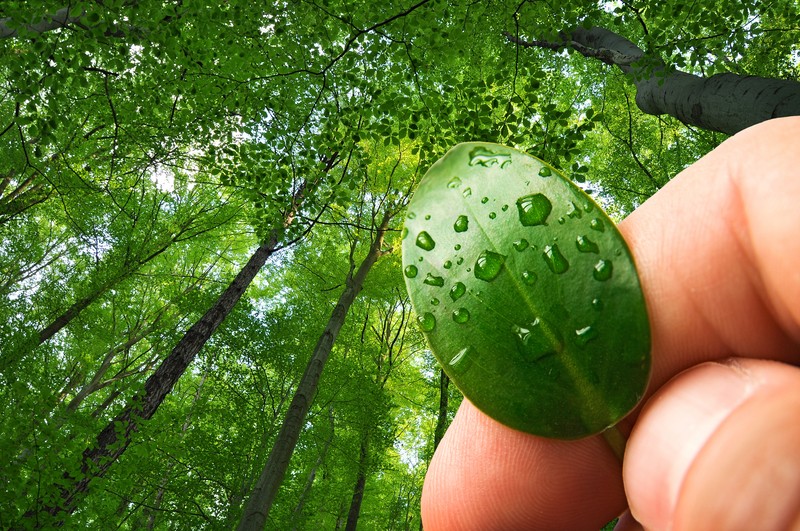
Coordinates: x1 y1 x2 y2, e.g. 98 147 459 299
1 0 798 529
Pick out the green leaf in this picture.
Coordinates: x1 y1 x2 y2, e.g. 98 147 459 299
402 143 650 439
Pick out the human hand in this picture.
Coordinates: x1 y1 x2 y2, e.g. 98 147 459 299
421 117 800 530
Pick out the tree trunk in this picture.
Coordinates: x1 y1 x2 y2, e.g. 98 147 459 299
507 26 800 135
344 437 369 531
22 189 301 525
290 406 335 531
236 211 393 531
432 369 450 452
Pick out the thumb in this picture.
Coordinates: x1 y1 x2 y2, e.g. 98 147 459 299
623 359 800 531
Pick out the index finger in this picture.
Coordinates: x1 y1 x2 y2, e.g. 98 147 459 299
421 117 800 530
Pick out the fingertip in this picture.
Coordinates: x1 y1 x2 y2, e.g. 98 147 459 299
625 359 800 531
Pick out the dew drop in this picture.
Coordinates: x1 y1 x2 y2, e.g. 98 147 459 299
415 231 436 251
447 176 462 188
468 146 512 168
418 312 436 332
404 265 418 278
513 239 530 252
454 244 462 251
481 197 489 204
590 218 605 232
512 317 563 362
576 235 599 254
567 201 583 219
593 259 613 281
407 211 417 219
501 204 509 212
424 214 431 220
557 217 565 225
521 270 537 285
592 298 603 311
401 227 408 239
424 273 445 287
453 215 469 233
462 187 472 198
538 166 552 177
418 256 423 262
431 298 440 306
449 282 466 301
543 244 569 274
452 307 470 324
443 260 452 269
488 212 496 219
516 193 552 227
456 257 464 265
474 250 506 282
575 325 598 346
449 346 474 372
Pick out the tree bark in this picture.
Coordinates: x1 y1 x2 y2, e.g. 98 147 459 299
344 437 369 531
22 185 304 525
432 369 450 452
0 7 85 39
507 26 800 135
236 210 394 531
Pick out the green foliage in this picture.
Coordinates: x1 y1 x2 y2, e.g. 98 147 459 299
0 0 796 528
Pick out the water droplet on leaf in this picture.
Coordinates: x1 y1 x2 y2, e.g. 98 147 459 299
447 176 462 188
468 146 512 168
575 325 598 346
443 260 452 269
521 270 537 285
453 215 469 233
404 265 418 278
462 187 472 198
474 250 506 282
418 312 436 332
513 318 563 361
590 218 605 232
543 244 569 274
449 346 474 372
538 166 552 177
449 282 466 301
453 307 470 324
416 231 436 251
567 201 583 219
516 193 552 226
424 273 445 287
488 212 496 219
481 197 489 204
513 239 529 252
576 235 599 254
593 259 613 281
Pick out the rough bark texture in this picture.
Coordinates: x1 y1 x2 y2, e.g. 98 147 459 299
236 211 393 531
508 26 800 135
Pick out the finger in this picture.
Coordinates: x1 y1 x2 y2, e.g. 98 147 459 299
625 358 800 530
422 117 800 530
422 399 626 530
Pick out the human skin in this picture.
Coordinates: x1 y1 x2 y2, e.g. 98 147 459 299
421 117 800 530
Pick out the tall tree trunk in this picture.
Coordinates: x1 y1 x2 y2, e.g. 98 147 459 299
432 368 450 452
236 211 393 531
344 437 369 531
507 26 800 135
290 406 335 531
22 189 303 525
